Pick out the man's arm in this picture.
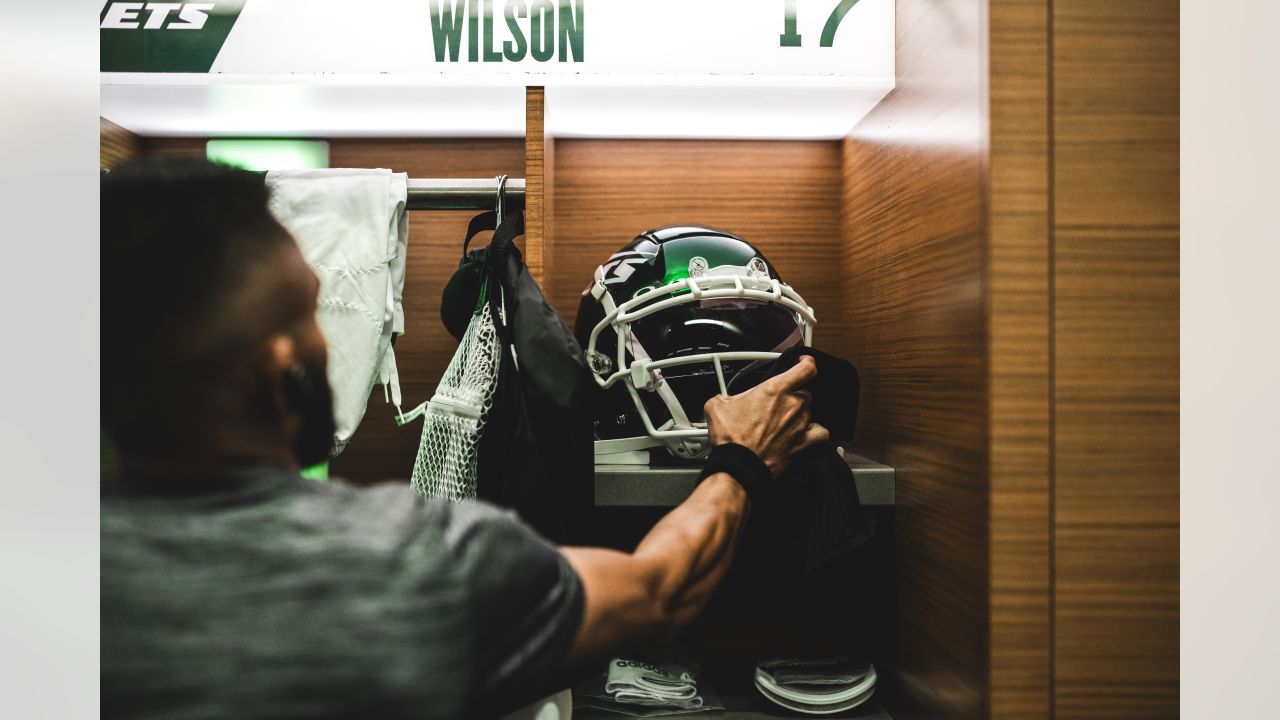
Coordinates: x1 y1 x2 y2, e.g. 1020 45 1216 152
560 471 746 668
560 356 828 671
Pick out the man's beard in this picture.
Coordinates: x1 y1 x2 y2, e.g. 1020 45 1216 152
286 359 337 468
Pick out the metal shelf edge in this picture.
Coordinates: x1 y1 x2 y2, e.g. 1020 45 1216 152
594 453 895 508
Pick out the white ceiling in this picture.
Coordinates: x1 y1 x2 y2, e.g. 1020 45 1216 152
100 77 893 141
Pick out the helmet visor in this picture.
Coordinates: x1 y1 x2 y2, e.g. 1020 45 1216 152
631 299 804 423
657 356 792 424
631 299 803 362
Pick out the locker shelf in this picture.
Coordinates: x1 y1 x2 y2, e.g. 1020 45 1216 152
594 453 895 508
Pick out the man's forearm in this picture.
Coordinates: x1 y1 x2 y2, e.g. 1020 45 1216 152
632 472 749 640
560 472 751 668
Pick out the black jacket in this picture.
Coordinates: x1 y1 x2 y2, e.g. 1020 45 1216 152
688 347 879 659
440 211 594 544
751 346 875 577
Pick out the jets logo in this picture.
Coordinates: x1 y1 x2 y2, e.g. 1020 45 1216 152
100 0 248 72
600 252 652 285
100 2 216 30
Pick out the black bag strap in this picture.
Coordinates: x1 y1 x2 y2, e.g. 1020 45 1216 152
462 210 525 263
482 211 526 339
486 210 525 262
463 211 498 258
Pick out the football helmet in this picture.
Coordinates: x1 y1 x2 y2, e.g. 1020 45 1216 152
574 225 815 461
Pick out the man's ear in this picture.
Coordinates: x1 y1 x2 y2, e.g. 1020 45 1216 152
263 334 299 419
265 335 298 375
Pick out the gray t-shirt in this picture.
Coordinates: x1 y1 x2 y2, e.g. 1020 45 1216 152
101 465 584 719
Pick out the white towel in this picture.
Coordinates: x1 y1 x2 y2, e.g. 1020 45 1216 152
605 659 702 710
266 168 409 456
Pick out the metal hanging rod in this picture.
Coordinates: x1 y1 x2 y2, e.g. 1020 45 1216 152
238 172 525 212
407 178 525 211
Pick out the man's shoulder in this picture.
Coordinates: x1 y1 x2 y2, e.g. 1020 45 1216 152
102 470 553 574
314 479 517 525
305 480 542 555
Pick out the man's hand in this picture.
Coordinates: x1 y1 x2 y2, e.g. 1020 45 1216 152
703 355 830 476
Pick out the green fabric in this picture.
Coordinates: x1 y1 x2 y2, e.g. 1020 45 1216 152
299 460 329 482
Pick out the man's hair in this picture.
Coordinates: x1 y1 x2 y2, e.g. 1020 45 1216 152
101 158 293 453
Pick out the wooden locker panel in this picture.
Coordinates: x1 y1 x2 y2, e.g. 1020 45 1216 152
1053 523 1179 718
1052 229 1179 719
987 0 1053 717
1053 230 1179 525
839 0 989 716
101 118 139 169
1051 0 1179 716
1052 0 1179 228
841 140 987 720
138 136 206 158
524 87 547 285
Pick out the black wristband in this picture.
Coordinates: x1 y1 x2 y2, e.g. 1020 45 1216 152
698 443 773 503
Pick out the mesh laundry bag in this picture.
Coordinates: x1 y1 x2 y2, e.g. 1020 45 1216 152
409 206 522 501
410 282 502 500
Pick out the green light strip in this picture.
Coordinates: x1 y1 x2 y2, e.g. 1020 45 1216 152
206 139 329 171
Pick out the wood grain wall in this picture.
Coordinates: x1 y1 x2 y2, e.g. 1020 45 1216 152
1050 0 1179 716
137 137 526 485
987 0 1053 717
841 0 1177 715
100 118 138 169
524 87 547 284
839 0 989 716
547 139 846 348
